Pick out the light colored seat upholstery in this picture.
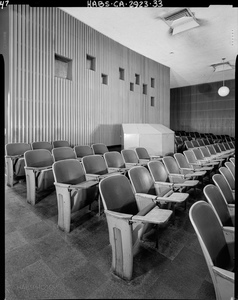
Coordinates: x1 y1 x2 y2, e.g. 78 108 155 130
24 149 55 205
52 147 78 162
5 142 32 187
52 159 98 232
99 174 172 280
189 201 234 300
31 141 53 152
52 140 70 148
91 143 109 155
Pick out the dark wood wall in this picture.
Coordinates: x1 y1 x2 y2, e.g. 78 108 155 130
170 79 235 137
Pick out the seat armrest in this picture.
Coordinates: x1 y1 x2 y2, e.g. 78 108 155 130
154 181 174 187
212 267 234 282
169 173 185 179
85 174 100 181
24 166 52 171
105 209 133 220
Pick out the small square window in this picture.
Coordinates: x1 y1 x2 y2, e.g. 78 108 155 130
151 78 155 88
119 68 125 80
86 54 96 71
151 96 155 107
143 84 147 95
101 74 108 85
130 82 134 91
135 74 140 85
55 54 72 80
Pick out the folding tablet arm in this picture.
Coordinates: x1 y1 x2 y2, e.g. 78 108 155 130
24 165 54 205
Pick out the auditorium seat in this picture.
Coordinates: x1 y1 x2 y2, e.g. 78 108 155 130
135 147 162 162
82 155 121 215
203 184 235 233
91 143 109 155
224 162 235 181
103 151 130 174
128 166 189 218
31 141 53 152
121 149 148 167
219 166 235 195
52 146 78 162
24 149 55 205
74 145 94 161
52 159 98 232
5 142 32 187
52 140 70 148
189 200 234 300
99 174 172 280
212 174 235 216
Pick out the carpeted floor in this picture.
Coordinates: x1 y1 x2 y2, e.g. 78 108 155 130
5 174 216 299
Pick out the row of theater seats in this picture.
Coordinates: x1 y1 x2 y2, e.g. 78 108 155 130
5 141 235 286
175 135 235 153
189 160 235 300
174 130 235 142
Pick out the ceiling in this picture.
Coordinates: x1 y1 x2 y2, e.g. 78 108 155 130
60 5 237 88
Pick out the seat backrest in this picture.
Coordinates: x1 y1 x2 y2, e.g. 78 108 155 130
212 174 234 205
162 156 180 174
104 151 125 168
32 141 53 152
99 175 139 214
213 144 222 153
218 143 226 152
52 147 76 162
202 139 209 146
121 149 138 164
128 166 156 195
174 153 190 169
192 148 204 160
53 159 86 184
230 157 235 165
189 201 231 269
199 146 210 158
196 139 205 147
184 140 193 149
183 150 197 164
24 149 54 168
52 140 70 148
82 155 108 175
228 142 234 149
191 140 200 148
74 145 94 158
223 142 230 150
203 184 233 227
206 145 216 155
224 162 235 179
135 147 150 160
5 142 31 156
148 160 169 183
219 167 235 190
91 143 109 155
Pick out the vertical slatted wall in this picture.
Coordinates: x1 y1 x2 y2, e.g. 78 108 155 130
170 80 235 137
6 5 170 146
